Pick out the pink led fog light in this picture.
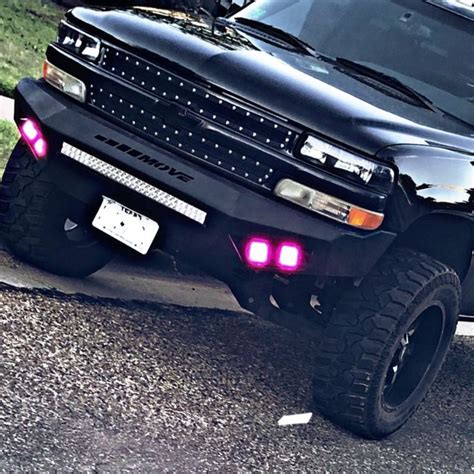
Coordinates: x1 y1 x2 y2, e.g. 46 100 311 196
21 119 40 142
245 238 271 268
33 138 47 157
19 119 47 160
276 242 303 271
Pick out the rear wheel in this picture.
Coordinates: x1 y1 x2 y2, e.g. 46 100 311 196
0 141 114 277
312 248 461 438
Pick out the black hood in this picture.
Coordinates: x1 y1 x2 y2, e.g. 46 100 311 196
67 7 474 157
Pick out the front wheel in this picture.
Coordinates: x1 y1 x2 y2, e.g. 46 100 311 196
0 142 114 277
312 248 461 439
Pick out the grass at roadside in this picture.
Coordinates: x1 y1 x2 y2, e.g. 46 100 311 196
0 120 19 178
0 0 64 98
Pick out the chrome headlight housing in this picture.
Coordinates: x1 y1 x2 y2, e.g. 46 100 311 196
57 21 101 62
300 135 395 193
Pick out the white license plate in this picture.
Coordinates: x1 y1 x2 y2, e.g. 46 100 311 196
93 196 159 255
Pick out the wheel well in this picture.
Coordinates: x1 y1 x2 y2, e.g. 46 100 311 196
394 214 473 280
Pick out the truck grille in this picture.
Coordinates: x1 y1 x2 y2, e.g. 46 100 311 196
86 44 300 189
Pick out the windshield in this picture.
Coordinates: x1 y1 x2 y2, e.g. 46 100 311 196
234 0 474 125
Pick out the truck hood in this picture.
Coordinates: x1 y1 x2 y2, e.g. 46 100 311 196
68 7 474 157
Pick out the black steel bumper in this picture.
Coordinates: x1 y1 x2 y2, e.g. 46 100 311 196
14 78 396 285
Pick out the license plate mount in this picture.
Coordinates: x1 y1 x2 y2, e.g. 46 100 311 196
92 196 159 255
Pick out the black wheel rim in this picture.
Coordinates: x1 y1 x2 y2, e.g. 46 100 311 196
63 217 99 249
383 304 445 408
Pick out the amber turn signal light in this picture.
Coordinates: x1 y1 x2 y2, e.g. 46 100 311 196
348 207 384 230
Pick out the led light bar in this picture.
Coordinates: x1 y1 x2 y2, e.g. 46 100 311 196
61 143 207 225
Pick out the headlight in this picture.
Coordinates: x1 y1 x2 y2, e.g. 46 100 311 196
300 136 395 193
57 21 101 62
274 179 384 230
43 60 87 102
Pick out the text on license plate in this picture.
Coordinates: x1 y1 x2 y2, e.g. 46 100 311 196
92 196 159 255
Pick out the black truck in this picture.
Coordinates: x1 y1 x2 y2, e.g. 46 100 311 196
1 0 472 438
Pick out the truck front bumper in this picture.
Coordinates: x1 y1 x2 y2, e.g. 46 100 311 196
14 78 396 290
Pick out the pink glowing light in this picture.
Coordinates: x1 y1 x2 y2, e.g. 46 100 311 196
245 238 271 268
276 242 303 271
33 138 47 158
21 119 40 142
19 119 47 160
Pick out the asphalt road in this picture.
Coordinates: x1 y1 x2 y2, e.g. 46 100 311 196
1 285 473 472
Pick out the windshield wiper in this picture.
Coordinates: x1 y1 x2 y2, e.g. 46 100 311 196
225 17 318 57
329 57 438 112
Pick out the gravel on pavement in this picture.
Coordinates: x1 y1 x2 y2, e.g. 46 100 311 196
1 285 473 472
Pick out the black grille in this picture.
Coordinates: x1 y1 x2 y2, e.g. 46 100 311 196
86 44 300 189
